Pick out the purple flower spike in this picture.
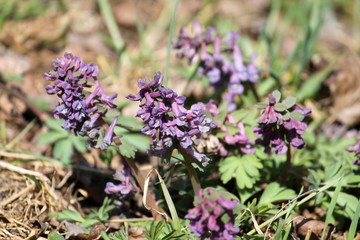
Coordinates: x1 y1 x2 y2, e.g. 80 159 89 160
44 52 121 149
185 188 239 240
127 72 214 166
254 90 311 155
346 139 360 165
173 22 260 113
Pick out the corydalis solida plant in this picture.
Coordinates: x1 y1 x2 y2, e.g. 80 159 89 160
254 90 311 155
44 52 121 149
173 22 260 112
185 188 240 240
197 100 255 157
126 72 214 167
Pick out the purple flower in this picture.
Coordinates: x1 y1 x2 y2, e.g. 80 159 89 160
127 72 214 167
346 139 360 165
44 52 121 149
185 188 239 240
105 163 139 200
173 22 260 112
254 91 311 155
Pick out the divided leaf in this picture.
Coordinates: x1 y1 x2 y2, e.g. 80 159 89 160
119 143 137 158
219 155 263 189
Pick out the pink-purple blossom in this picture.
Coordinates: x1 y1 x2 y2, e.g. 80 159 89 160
105 163 139 200
185 188 239 240
173 22 260 112
197 100 254 156
254 91 311 155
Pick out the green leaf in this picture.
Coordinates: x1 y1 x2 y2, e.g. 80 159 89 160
259 182 296 205
53 139 73 165
224 122 239 135
70 135 86 153
48 232 65 240
51 209 85 223
119 132 150 152
272 90 281 103
230 109 249 122
274 103 287 112
238 185 261 203
45 118 66 132
282 111 290 121
118 143 137 158
37 132 67 145
116 115 143 131
290 110 305 121
219 155 263 189
327 191 358 218
80 219 100 228
255 102 268 109
282 96 296 109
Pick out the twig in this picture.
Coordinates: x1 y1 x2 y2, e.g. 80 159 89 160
106 217 154 223
124 157 163 221
0 160 50 183
0 160 58 203
0 181 35 206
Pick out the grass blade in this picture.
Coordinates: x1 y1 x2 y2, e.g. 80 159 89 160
97 0 124 51
164 0 179 87
347 198 360 240
320 178 343 240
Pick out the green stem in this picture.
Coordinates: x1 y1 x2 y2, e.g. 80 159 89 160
164 0 179 87
179 148 201 195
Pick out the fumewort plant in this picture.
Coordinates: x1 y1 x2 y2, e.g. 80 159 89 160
254 90 311 155
126 71 215 194
173 21 260 112
185 188 239 240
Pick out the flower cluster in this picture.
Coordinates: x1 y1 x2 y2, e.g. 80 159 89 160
105 163 139 200
185 188 239 240
173 22 260 112
346 140 360 165
197 100 254 157
44 52 121 149
126 72 214 166
254 90 311 155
